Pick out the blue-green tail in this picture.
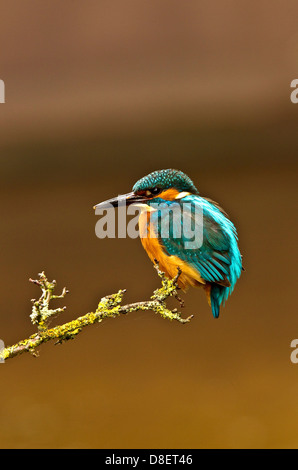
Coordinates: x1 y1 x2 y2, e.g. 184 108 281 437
210 284 226 319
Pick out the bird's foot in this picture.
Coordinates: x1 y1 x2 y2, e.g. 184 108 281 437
174 292 185 308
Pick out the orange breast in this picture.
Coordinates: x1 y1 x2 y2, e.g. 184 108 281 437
138 210 205 291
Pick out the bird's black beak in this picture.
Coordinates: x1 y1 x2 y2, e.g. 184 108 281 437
93 192 147 211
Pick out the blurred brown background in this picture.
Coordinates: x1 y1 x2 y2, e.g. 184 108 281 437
0 0 297 449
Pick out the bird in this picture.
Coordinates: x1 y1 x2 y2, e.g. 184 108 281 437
94 169 243 318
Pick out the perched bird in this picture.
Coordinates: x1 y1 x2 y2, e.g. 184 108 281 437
94 169 243 318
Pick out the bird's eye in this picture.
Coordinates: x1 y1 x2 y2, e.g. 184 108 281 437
147 187 161 196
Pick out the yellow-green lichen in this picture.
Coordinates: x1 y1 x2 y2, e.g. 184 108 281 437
0 267 193 362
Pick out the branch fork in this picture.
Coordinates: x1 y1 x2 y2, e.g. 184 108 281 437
0 263 193 362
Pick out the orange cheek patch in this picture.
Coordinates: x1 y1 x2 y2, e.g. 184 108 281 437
155 189 180 201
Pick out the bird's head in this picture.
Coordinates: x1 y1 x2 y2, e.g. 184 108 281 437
94 169 199 210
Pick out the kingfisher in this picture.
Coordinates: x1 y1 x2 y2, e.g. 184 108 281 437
94 169 243 318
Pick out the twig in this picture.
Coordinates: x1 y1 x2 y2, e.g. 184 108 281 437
0 264 193 362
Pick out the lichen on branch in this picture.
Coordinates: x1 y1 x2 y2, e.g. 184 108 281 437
0 264 193 362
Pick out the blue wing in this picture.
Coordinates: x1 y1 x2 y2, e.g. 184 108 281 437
149 195 242 316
